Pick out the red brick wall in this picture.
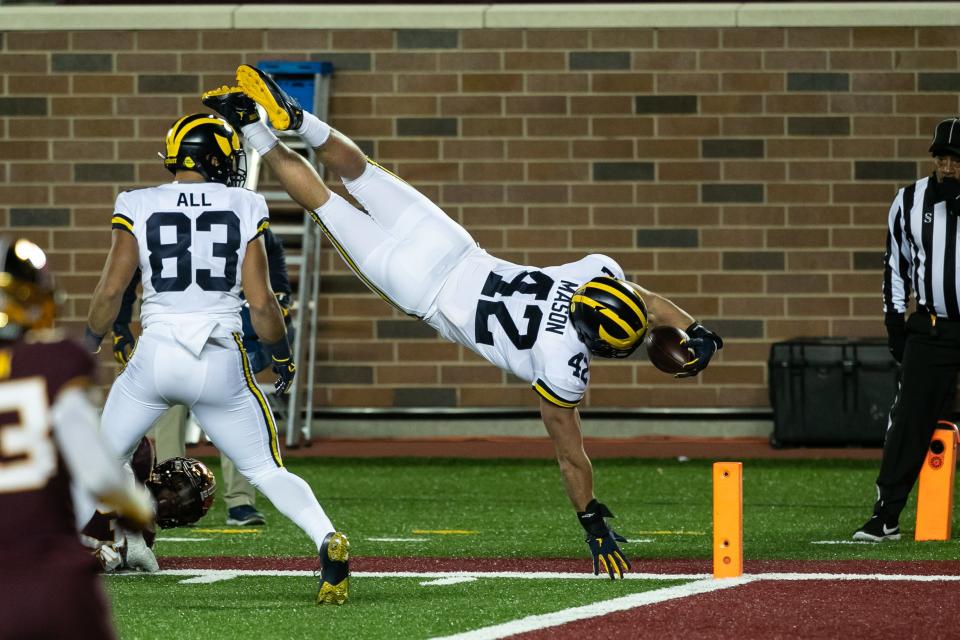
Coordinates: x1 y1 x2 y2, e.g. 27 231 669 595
2 25 956 409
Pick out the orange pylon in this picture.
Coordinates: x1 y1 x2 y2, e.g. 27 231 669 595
915 421 958 541
713 462 743 578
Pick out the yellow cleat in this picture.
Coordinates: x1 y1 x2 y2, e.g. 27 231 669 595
316 531 350 605
236 64 303 131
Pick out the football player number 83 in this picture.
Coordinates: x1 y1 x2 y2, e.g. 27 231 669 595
0 379 57 493
146 210 241 293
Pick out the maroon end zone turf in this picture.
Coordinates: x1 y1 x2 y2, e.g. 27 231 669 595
516 580 960 639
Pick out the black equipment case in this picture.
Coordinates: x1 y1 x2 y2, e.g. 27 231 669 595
768 339 899 447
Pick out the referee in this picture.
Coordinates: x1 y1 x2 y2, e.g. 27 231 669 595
854 117 960 541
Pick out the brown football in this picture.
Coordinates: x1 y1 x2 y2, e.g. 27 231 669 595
645 326 693 375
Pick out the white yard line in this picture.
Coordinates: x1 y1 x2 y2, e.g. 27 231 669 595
154 537 211 543
812 540 958 545
421 577 478 586
178 572 240 584
367 537 430 542
130 569 960 582
360 571 713 580
139 569 713 581
428 578 751 640
750 572 960 582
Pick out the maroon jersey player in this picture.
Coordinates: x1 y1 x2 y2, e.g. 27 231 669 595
0 238 154 640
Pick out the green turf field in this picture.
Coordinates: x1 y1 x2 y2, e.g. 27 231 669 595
143 457 960 560
105 456 960 639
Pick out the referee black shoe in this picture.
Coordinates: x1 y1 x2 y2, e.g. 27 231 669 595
852 515 901 542
237 64 304 131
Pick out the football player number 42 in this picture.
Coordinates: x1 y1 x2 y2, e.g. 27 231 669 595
146 210 241 293
475 270 554 350
0 378 57 493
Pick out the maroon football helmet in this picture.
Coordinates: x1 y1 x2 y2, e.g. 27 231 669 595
145 457 216 529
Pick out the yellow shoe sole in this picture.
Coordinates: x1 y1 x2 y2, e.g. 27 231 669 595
316 577 349 605
236 65 291 131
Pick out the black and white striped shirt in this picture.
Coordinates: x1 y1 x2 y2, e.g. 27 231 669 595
883 174 960 318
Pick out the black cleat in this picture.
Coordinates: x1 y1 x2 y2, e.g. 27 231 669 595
201 85 261 133
236 64 304 131
316 531 350 605
852 515 901 542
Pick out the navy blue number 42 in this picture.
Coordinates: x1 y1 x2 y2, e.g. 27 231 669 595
568 353 589 382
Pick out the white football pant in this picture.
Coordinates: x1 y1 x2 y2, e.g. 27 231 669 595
311 162 479 318
97 327 333 550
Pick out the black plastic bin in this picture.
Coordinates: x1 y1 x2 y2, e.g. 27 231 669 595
768 338 899 447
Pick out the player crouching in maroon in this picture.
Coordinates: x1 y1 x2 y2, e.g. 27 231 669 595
0 238 155 640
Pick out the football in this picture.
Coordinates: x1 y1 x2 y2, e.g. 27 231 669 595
645 326 693 375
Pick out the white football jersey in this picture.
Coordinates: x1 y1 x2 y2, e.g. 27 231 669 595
428 251 625 408
111 182 269 337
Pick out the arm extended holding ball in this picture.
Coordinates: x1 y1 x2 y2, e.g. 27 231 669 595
627 281 723 377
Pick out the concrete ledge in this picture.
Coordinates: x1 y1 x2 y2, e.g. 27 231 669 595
3 3 960 31
483 3 739 29
0 5 237 30
737 2 960 27
234 4 487 29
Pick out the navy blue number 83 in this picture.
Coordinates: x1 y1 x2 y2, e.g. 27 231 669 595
146 210 241 292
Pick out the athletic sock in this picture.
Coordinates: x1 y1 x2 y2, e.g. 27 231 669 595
295 111 331 149
253 468 334 551
241 120 279 156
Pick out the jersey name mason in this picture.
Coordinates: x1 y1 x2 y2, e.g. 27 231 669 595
111 182 269 334
428 252 625 408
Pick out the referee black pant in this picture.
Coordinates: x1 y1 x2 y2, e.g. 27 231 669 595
875 312 960 521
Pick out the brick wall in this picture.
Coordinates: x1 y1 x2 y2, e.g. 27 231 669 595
2 23 957 410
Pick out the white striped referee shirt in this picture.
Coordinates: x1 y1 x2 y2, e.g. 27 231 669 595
883 174 960 318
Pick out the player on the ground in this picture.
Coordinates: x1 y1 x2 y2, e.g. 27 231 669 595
81 114 349 604
0 238 155 639
79 436 164 572
203 66 723 580
80 438 216 573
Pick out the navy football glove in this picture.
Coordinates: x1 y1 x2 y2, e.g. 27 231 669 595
586 534 631 580
272 356 296 395
676 322 723 378
112 323 136 365
577 499 631 580
265 337 296 395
